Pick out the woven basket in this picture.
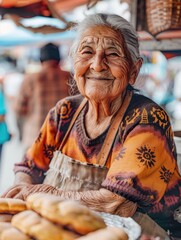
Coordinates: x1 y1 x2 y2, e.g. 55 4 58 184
146 0 181 35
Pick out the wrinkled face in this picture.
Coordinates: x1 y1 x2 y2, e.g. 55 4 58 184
74 25 134 102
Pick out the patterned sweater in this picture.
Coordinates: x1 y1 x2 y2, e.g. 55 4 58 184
14 93 181 238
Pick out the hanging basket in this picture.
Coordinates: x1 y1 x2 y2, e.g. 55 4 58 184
146 0 181 36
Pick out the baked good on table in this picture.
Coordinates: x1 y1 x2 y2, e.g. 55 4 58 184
0 222 12 237
0 214 13 222
26 192 60 213
0 198 27 214
1 227 32 240
75 227 129 240
11 210 78 240
26 192 106 235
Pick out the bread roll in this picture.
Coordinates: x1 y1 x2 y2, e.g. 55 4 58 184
1 227 31 240
0 222 12 237
0 214 13 222
76 227 129 240
0 198 27 214
11 210 77 240
27 193 106 235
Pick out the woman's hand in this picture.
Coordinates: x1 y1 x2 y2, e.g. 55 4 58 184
1 184 30 199
1 184 59 200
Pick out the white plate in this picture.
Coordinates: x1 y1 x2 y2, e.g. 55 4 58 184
97 212 141 240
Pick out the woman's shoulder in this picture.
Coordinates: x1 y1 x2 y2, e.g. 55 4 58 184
126 92 172 131
131 92 165 112
56 94 84 109
52 94 84 121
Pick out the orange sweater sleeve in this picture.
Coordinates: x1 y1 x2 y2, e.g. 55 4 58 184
102 125 176 206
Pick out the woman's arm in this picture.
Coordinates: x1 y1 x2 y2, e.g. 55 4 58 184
57 187 137 217
2 184 137 217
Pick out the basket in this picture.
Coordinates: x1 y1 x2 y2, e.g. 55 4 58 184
146 0 181 36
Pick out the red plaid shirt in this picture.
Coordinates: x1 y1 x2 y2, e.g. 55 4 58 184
14 62 70 148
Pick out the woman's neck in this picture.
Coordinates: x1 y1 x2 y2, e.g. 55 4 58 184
87 91 126 122
85 91 127 139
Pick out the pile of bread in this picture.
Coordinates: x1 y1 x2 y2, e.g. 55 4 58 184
0 193 129 240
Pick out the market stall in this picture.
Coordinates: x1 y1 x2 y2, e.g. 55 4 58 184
0 1 181 239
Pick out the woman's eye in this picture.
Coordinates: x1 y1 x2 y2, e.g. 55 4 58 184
107 52 119 57
82 51 92 54
81 48 93 55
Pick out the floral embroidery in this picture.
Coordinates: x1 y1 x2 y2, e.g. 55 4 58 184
59 101 72 119
43 144 56 160
125 108 140 125
116 147 126 160
159 165 173 183
136 145 156 168
150 107 168 129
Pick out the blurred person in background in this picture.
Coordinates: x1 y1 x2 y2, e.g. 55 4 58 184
0 76 11 165
14 42 71 150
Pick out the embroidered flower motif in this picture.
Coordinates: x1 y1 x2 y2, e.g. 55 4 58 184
150 107 168 128
125 108 140 125
35 132 42 143
136 145 156 168
159 165 173 183
43 144 56 160
116 147 126 160
60 101 72 119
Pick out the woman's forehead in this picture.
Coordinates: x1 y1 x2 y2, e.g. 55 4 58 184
79 25 124 46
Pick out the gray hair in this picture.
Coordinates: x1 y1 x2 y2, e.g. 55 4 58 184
70 13 141 63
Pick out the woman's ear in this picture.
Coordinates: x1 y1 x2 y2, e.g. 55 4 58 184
129 58 143 85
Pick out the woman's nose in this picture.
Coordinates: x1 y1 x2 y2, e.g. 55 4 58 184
90 53 107 72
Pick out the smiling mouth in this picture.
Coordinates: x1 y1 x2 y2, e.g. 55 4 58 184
86 77 114 81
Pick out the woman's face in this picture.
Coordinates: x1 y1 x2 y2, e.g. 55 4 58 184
74 25 134 102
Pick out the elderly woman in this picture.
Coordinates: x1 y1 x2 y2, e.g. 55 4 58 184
2 13 181 239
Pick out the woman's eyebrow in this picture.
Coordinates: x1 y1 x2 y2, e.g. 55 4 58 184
81 37 96 44
79 44 92 51
79 41 94 50
105 40 122 48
